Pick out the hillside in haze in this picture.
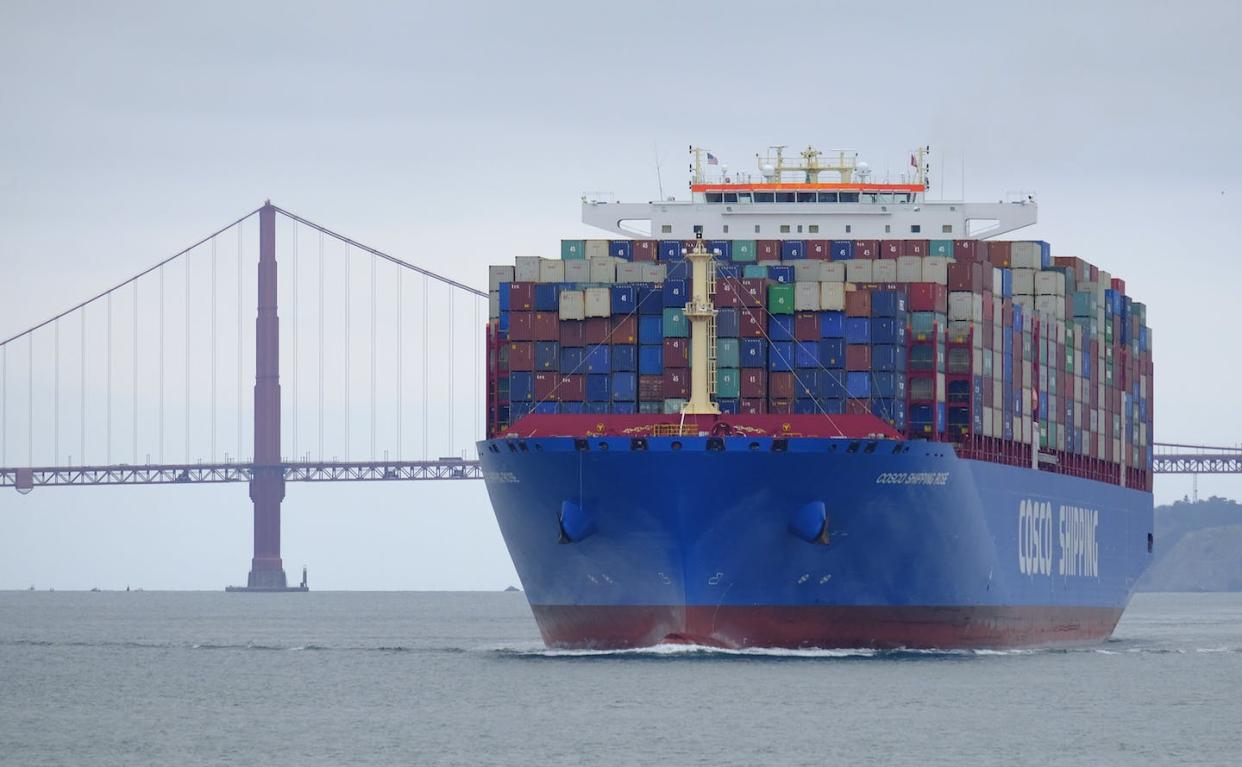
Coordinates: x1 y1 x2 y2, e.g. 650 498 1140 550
1138 497 1242 592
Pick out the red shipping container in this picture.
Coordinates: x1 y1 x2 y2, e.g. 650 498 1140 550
509 282 535 311
846 344 871 371
559 320 585 347
534 372 557 399
794 313 819 341
611 315 637 345
713 281 742 308
532 312 558 341
553 374 584 401
508 342 534 371
982 323 993 348
768 398 794 414
739 278 765 307
806 240 831 260
987 241 1012 268
953 240 982 262
632 240 656 262
981 263 995 292
740 370 767 398
853 240 879 259
639 375 664 401
739 310 765 338
1002 301 1013 326
981 290 994 322
663 338 689 367
585 317 612 345
845 399 870 416
845 290 871 317
769 372 794 399
741 398 766 415
908 283 947 313
757 240 781 260
663 369 689 399
880 240 902 258
509 312 534 341
947 261 981 293
902 239 928 256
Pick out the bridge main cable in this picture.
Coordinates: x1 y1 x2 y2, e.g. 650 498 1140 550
270 205 487 299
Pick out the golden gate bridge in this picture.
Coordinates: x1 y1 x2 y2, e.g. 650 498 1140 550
0 203 1237 589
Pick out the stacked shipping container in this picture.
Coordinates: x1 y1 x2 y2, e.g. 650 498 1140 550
486 237 1153 491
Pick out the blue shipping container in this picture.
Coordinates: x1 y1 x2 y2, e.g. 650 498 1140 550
795 342 820 368
586 374 610 402
584 346 611 374
740 338 767 368
663 280 687 307
819 338 845 367
768 315 795 341
658 240 683 261
610 240 633 261
846 372 871 398
639 315 663 345
534 341 559 371
534 283 561 312
781 241 805 260
612 345 637 372
819 372 847 400
611 372 637 401
831 241 854 260
768 342 794 372
637 286 663 315
611 285 637 315
560 347 585 374
871 344 908 372
716 307 739 338
639 345 663 375
819 311 845 338
509 372 533 402
845 317 871 344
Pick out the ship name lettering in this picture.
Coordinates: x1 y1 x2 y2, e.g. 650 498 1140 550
1058 505 1100 578
1018 499 1053 576
875 472 949 486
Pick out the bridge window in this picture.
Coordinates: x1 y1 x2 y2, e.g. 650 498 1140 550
809 225 819 233
723 192 738 203
754 192 775 203
818 192 838 203
861 193 878 204
797 192 817 202
780 224 791 233
796 225 804 233
754 224 761 233
706 193 723 203
661 224 672 234
885 224 891 233
723 224 729 233
737 192 752 203
911 224 922 233
839 192 860 203
845 225 852 233
775 192 796 203
942 224 953 233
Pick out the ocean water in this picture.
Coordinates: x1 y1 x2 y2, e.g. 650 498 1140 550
2 592 1241 766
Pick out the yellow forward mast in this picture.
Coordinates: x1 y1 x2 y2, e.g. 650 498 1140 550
681 227 720 416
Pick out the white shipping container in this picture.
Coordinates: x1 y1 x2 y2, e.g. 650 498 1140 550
895 256 922 282
514 256 540 282
616 263 644 283
539 258 565 283
794 261 822 282
993 378 1002 406
1022 359 1032 389
584 287 610 318
1035 295 1066 321
973 347 983 371
1013 295 1035 313
1035 270 1066 296
588 258 616 283
820 262 846 282
921 257 949 284
872 259 897 282
845 259 873 283
559 290 586 321
1011 241 1042 268
564 259 590 282
1012 268 1036 295
947 292 982 322
1022 414 1032 444
795 281 821 311
821 282 847 311
489 265 515 290
641 263 667 283
983 407 994 438
585 240 610 260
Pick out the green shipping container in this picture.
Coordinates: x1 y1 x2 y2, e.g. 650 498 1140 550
716 368 740 398
717 338 740 368
561 239 585 260
768 284 795 315
742 264 768 279
929 240 954 258
662 307 688 337
662 398 688 414
732 240 757 262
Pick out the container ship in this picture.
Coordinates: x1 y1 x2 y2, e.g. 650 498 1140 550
478 145 1154 649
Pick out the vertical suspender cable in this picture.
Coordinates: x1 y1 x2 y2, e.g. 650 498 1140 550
370 252 376 460
133 281 138 464
344 244 351 460
106 292 112 464
292 221 298 460
1 343 6 466
473 300 479 442
28 335 33 465
422 275 428 460
237 222 243 460
448 289 454 457
318 233 324 461
396 268 402 459
160 264 165 463
185 254 191 463
54 319 60 464
211 237 216 462
80 310 85 464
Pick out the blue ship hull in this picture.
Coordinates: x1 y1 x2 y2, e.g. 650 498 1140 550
479 435 1154 649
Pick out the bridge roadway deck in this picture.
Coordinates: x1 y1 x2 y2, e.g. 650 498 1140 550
0 460 482 489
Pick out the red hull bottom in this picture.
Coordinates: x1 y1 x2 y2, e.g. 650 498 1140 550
531 604 1125 650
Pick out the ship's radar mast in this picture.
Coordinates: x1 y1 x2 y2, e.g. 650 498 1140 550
756 145 862 184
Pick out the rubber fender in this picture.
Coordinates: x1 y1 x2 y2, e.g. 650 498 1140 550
558 500 596 543
788 501 829 544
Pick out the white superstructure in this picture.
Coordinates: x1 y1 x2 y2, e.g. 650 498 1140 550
582 145 1036 240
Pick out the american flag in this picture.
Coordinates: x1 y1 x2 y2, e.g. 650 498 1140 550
707 152 719 165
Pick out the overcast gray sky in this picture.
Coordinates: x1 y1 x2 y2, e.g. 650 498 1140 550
2 0 1240 590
